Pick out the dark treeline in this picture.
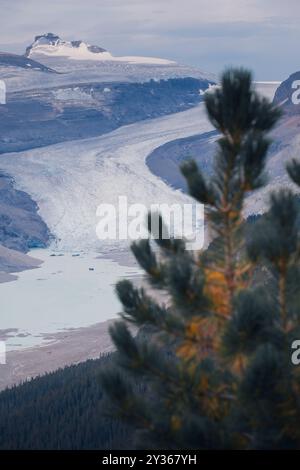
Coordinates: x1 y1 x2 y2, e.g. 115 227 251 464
0 354 133 449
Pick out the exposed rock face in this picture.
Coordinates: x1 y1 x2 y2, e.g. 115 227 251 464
0 77 212 153
273 71 300 116
0 173 50 252
147 82 281 192
25 33 61 56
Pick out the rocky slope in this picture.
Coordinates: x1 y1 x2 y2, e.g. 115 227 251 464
273 71 300 115
0 244 42 283
0 172 50 252
0 77 213 154
0 172 49 278
147 82 281 193
0 52 57 73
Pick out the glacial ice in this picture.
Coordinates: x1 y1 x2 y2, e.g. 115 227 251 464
0 104 213 252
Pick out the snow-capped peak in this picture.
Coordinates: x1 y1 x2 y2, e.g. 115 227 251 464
25 33 107 58
25 33 176 65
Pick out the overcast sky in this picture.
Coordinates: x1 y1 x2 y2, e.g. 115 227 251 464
1 0 299 79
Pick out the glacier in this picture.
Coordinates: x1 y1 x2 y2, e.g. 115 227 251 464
0 82 284 253
0 103 213 252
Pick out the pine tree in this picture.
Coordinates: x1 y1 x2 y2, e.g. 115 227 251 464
100 68 300 449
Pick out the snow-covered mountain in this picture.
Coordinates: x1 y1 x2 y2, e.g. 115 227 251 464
0 33 216 256
0 34 215 154
0 77 213 154
26 32 175 65
273 71 300 115
243 72 300 215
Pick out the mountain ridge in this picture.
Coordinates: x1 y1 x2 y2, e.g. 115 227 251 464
0 51 57 73
25 32 176 65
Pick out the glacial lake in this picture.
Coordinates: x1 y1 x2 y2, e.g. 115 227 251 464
0 249 141 351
